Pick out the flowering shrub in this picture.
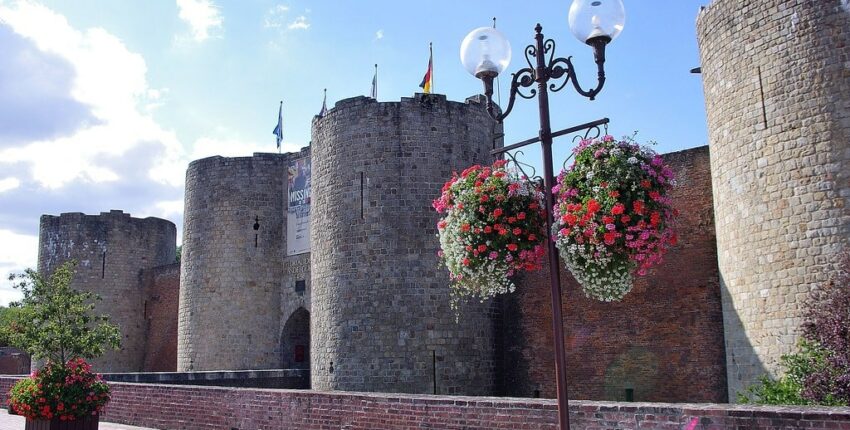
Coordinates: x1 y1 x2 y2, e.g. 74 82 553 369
9 358 110 421
433 159 546 306
553 135 677 301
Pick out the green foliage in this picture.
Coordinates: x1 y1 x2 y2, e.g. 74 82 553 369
0 306 26 346
738 341 847 406
4 260 121 365
176 245 182 263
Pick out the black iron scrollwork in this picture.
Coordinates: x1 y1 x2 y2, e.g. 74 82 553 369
504 150 543 185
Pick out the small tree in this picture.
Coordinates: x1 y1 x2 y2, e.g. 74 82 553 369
5 260 121 366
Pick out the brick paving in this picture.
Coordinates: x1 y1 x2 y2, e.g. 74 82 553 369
0 410 156 430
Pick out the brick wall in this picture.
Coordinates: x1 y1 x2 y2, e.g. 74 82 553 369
141 263 180 372
1 377 848 429
499 146 727 403
0 348 29 375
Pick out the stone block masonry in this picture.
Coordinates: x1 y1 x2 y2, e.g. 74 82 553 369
698 0 850 399
178 147 311 372
38 211 176 372
310 94 500 395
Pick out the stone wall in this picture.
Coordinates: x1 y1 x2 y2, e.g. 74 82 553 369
37 211 176 372
141 263 180 372
179 149 308 372
310 94 500 395
697 0 850 399
2 377 849 430
498 146 727 403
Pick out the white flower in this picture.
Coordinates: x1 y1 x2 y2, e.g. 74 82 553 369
627 157 638 164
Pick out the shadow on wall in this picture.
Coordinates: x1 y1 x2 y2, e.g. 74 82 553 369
719 273 769 402
281 307 310 371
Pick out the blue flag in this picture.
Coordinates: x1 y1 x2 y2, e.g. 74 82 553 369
272 101 283 150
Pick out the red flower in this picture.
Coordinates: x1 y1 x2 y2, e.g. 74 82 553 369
633 200 645 215
461 223 471 232
586 199 601 213
600 181 608 188
492 208 503 218
437 220 447 230
477 244 487 253
512 227 522 236
649 191 660 201
669 234 678 246
506 244 518 252
484 226 493 234
603 232 616 245
462 258 470 266
609 190 620 198
602 216 615 225
480 194 489 203
612 203 625 215
650 212 661 226
620 215 631 223
530 202 539 210
562 213 578 225
507 216 517 224
641 180 652 189
528 234 537 241
517 212 526 220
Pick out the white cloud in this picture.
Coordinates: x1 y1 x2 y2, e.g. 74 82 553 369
288 15 309 30
0 178 20 193
375 29 384 40
176 0 222 42
264 4 289 29
0 229 38 305
0 1 185 189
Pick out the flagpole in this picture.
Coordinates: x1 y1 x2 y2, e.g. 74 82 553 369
429 42 433 94
279 99 281 154
375 64 378 99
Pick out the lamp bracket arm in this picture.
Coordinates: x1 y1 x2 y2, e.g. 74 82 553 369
553 56 606 100
492 67 536 123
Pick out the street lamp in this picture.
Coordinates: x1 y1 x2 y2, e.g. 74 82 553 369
461 1 624 429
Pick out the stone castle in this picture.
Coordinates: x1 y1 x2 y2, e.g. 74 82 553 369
34 0 849 403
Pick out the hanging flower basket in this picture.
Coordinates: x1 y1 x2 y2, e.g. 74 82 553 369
553 135 678 301
433 160 547 307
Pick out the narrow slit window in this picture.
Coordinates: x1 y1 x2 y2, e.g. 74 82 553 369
101 251 106 279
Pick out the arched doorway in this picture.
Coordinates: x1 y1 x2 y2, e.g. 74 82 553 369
281 307 310 370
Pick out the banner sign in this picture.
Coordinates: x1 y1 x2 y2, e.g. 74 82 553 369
287 157 311 255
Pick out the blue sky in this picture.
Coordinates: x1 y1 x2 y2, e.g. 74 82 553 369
0 0 710 303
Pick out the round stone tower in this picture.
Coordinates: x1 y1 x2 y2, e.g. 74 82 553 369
178 152 298 371
310 94 500 395
697 0 850 399
38 210 176 372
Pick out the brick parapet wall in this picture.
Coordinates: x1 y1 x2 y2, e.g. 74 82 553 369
1 377 848 429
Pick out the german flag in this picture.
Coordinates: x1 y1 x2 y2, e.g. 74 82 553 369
419 43 433 94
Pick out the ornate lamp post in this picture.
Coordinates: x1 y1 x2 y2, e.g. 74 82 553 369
461 1 625 429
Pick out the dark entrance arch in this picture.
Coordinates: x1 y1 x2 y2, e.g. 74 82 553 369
281 307 310 370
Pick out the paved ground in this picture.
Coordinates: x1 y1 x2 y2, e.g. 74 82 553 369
0 410 157 430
